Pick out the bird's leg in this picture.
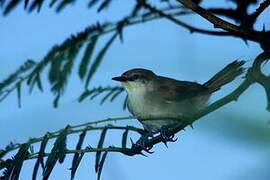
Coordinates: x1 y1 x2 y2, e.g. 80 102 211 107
159 126 178 147
133 132 155 153
136 132 153 147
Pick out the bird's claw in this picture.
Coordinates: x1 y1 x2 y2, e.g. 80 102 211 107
130 126 178 153
130 137 154 154
160 127 178 147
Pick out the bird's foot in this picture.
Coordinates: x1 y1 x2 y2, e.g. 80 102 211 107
159 126 178 147
131 133 154 154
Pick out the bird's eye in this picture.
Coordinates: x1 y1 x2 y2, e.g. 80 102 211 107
128 74 141 81
132 74 140 80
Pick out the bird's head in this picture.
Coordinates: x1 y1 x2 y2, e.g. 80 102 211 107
112 68 156 92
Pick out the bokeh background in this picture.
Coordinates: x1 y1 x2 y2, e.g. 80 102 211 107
0 1 270 180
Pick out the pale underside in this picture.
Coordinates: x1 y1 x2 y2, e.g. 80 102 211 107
125 78 210 132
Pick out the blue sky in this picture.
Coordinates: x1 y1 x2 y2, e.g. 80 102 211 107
0 1 270 180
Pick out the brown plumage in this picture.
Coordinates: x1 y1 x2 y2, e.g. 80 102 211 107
112 60 245 132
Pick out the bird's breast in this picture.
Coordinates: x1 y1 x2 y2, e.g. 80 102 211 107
127 89 150 117
127 89 195 118
126 89 209 132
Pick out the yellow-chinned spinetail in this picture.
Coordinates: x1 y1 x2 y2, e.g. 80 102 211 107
112 61 245 147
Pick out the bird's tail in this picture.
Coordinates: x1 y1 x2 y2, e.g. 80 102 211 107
203 60 245 93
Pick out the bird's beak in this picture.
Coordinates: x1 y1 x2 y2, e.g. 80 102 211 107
112 76 127 82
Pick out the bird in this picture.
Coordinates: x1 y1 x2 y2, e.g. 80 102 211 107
112 60 245 145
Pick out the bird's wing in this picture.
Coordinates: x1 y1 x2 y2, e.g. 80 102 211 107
155 76 209 102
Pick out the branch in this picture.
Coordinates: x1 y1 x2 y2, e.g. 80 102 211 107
249 50 270 110
248 0 270 25
120 76 253 156
138 0 232 36
0 60 36 106
1 75 253 160
77 86 124 104
177 0 270 45
5 51 269 157
2 1 269 107
3 116 141 154
2 0 112 15
27 146 132 160
206 8 240 20
0 6 190 107
1 51 269 179
104 50 270 156
207 1 270 29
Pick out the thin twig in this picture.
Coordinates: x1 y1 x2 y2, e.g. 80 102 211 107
27 146 129 160
4 119 143 154
2 51 269 161
71 116 136 129
110 50 269 156
249 0 270 23
177 0 270 44
0 7 191 104
138 0 231 36
17 74 256 159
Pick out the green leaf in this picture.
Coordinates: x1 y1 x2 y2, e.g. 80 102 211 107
78 86 123 103
16 82 21 108
0 149 8 159
48 58 62 84
32 158 40 179
32 134 49 180
85 33 117 88
123 95 128 110
110 88 124 102
79 35 98 80
29 72 43 94
70 130 87 180
49 0 58 7
56 0 74 12
131 3 143 16
28 0 45 12
70 153 84 180
0 158 9 170
90 90 103 100
43 146 58 179
122 129 129 148
56 58 75 92
24 0 29 9
3 0 22 16
78 90 91 102
100 89 116 105
53 93 61 108
13 143 30 179
95 128 107 172
117 20 127 43
26 63 43 87
88 0 99 8
9 143 30 180
75 130 86 152
57 127 69 164
50 40 82 104
36 73 44 92
97 151 108 180
43 126 68 179
97 0 111 12
0 59 35 92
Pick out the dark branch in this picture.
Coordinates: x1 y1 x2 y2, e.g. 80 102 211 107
109 50 269 156
4 51 268 159
248 0 270 25
138 0 232 36
249 50 270 110
0 6 190 106
177 0 270 46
